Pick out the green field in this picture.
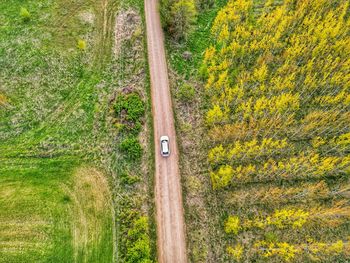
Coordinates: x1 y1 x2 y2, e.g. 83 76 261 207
1 0 156 261
0 0 118 262
0 161 115 262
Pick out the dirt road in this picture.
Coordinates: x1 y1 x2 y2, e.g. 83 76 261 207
144 0 188 262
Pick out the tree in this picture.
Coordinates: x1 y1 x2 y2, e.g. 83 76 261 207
206 104 228 126
210 164 234 189
170 0 197 40
208 144 226 166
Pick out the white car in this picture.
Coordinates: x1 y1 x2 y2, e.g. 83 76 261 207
160 136 170 157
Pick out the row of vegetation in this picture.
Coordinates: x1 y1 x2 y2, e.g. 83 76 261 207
113 92 153 263
111 1 156 261
201 0 350 262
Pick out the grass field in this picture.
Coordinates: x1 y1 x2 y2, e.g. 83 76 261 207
0 161 114 262
1 0 157 261
0 0 119 262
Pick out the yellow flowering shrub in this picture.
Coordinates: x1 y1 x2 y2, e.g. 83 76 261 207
224 216 241 235
254 241 300 261
210 164 234 189
227 244 244 261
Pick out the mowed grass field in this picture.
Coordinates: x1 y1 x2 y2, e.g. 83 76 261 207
0 0 118 262
0 162 114 262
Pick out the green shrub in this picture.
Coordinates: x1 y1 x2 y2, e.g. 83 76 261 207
264 232 278 243
62 195 71 203
117 121 142 136
126 238 152 263
198 63 208 80
119 137 142 161
126 216 153 263
210 164 233 189
114 93 145 122
177 83 195 102
120 170 140 185
20 7 31 22
129 121 142 135
196 0 215 10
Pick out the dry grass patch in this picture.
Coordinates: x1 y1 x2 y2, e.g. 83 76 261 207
114 9 142 58
0 93 9 107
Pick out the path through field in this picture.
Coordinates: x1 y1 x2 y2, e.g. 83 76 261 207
144 0 188 262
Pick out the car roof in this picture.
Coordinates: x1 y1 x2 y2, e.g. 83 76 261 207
161 140 169 152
